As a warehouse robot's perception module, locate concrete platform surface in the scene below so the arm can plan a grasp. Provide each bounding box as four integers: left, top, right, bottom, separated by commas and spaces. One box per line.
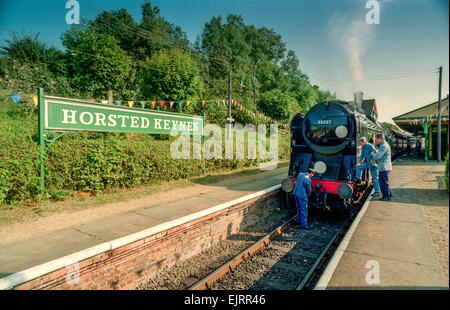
324, 159, 448, 289
0, 172, 286, 278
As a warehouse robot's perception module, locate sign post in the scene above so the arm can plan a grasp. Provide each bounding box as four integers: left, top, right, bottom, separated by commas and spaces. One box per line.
37, 88, 204, 195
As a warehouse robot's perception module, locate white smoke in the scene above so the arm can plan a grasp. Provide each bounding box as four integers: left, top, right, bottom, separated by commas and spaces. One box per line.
329, 15, 372, 90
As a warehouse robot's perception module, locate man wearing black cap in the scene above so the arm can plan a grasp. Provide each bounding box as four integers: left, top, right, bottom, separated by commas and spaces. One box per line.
292, 168, 316, 229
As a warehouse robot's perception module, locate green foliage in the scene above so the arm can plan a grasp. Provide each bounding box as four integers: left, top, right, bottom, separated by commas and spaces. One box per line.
0, 58, 72, 96
62, 28, 132, 98
141, 49, 203, 100
445, 152, 449, 191
0, 103, 290, 205
257, 89, 298, 123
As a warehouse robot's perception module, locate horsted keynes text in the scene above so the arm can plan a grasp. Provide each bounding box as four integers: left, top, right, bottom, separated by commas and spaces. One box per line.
42, 97, 204, 136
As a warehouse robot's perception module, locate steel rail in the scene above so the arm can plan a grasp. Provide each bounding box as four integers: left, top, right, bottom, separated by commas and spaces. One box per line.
295, 221, 347, 290
188, 215, 297, 290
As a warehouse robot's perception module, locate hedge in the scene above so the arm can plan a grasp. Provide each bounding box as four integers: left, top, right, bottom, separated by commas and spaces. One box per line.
0, 108, 290, 205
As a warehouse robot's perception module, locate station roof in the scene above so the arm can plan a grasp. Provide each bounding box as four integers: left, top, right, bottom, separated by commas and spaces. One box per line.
392, 95, 449, 135
393, 95, 449, 121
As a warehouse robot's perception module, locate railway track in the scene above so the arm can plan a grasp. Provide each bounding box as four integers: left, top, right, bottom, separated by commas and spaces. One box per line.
189, 188, 372, 290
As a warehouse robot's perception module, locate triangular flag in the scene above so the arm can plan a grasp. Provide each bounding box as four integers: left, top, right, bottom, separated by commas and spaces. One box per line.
193, 101, 198, 107
217, 100, 220, 106
170, 101, 175, 109
151, 101, 156, 109
32, 95, 38, 107
87, 99, 94, 102
160, 101, 165, 108
222, 100, 226, 106
127, 101, 134, 108
141, 101, 146, 108
101, 100, 108, 104
116, 100, 121, 106
202, 100, 205, 107
178, 101, 183, 108
187, 101, 191, 106
9, 94, 21, 106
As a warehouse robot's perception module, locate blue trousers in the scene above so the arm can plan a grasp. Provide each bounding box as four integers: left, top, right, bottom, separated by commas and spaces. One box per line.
356, 163, 380, 193
379, 171, 392, 199
294, 196, 308, 228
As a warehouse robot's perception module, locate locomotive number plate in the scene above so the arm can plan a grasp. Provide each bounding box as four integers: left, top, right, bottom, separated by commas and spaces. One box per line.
317, 120, 332, 125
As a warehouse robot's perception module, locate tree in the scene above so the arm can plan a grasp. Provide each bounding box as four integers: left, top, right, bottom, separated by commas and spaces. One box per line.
257, 89, 299, 123
62, 27, 132, 98
140, 49, 203, 101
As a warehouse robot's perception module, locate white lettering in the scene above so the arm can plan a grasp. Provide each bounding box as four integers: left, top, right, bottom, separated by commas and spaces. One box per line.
365, 0, 380, 25
65, 0, 80, 25
163, 119, 171, 130
171, 120, 179, 130
117, 115, 129, 127
130, 116, 139, 128
61, 109, 77, 124
179, 121, 186, 131
80, 111, 93, 125
154, 119, 162, 129
141, 117, 149, 128
107, 114, 117, 127
94, 113, 106, 126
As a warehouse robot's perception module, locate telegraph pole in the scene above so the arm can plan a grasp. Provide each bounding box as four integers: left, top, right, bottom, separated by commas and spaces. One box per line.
437, 66, 442, 162
226, 70, 233, 139
253, 64, 256, 107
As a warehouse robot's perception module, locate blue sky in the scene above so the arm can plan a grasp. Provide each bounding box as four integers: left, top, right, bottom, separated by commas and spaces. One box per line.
0, 0, 448, 122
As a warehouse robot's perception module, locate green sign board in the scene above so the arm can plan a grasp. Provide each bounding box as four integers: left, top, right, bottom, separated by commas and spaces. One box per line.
37, 88, 204, 194
41, 95, 203, 136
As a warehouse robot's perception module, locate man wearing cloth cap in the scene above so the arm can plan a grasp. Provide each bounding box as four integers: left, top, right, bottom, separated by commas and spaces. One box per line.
371, 133, 393, 201
355, 137, 380, 197
292, 168, 316, 230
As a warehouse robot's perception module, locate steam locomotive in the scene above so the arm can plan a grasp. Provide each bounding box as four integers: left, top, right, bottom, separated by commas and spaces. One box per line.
281, 98, 416, 216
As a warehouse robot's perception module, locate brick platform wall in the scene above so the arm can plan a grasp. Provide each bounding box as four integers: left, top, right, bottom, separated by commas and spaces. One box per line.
14, 190, 285, 290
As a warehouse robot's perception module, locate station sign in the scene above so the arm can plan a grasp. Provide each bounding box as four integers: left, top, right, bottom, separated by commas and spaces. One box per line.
37, 88, 204, 195
40, 96, 203, 136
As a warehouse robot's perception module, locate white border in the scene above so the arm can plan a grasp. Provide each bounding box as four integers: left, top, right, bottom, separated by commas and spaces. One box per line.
0, 185, 281, 290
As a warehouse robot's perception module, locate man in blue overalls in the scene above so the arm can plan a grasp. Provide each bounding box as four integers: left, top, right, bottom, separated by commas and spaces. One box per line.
355, 137, 380, 197
293, 168, 316, 230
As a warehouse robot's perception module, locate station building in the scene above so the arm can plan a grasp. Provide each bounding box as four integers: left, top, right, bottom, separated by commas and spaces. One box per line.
393, 95, 449, 160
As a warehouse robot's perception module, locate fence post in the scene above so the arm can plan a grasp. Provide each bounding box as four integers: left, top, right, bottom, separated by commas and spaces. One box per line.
38, 87, 45, 195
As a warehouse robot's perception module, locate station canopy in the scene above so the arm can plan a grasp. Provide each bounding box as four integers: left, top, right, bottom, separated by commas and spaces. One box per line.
393, 95, 449, 135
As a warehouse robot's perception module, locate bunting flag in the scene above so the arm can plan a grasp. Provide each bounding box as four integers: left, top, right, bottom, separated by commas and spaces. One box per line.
170, 101, 175, 109
151, 101, 156, 109
141, 101, 146, 109
10, 94, 21, 106
101, 100, 108, 104
32, 95, 38, 107
87, 99, 94, 102
115, 100, 121, 106
160, 101, 165, 108
186, 101, 191, 106
127, 101, 134, 108
202, 100, 205, 107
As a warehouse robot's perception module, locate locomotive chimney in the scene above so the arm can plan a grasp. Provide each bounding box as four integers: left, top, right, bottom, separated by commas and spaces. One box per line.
354, 91, 363, 107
